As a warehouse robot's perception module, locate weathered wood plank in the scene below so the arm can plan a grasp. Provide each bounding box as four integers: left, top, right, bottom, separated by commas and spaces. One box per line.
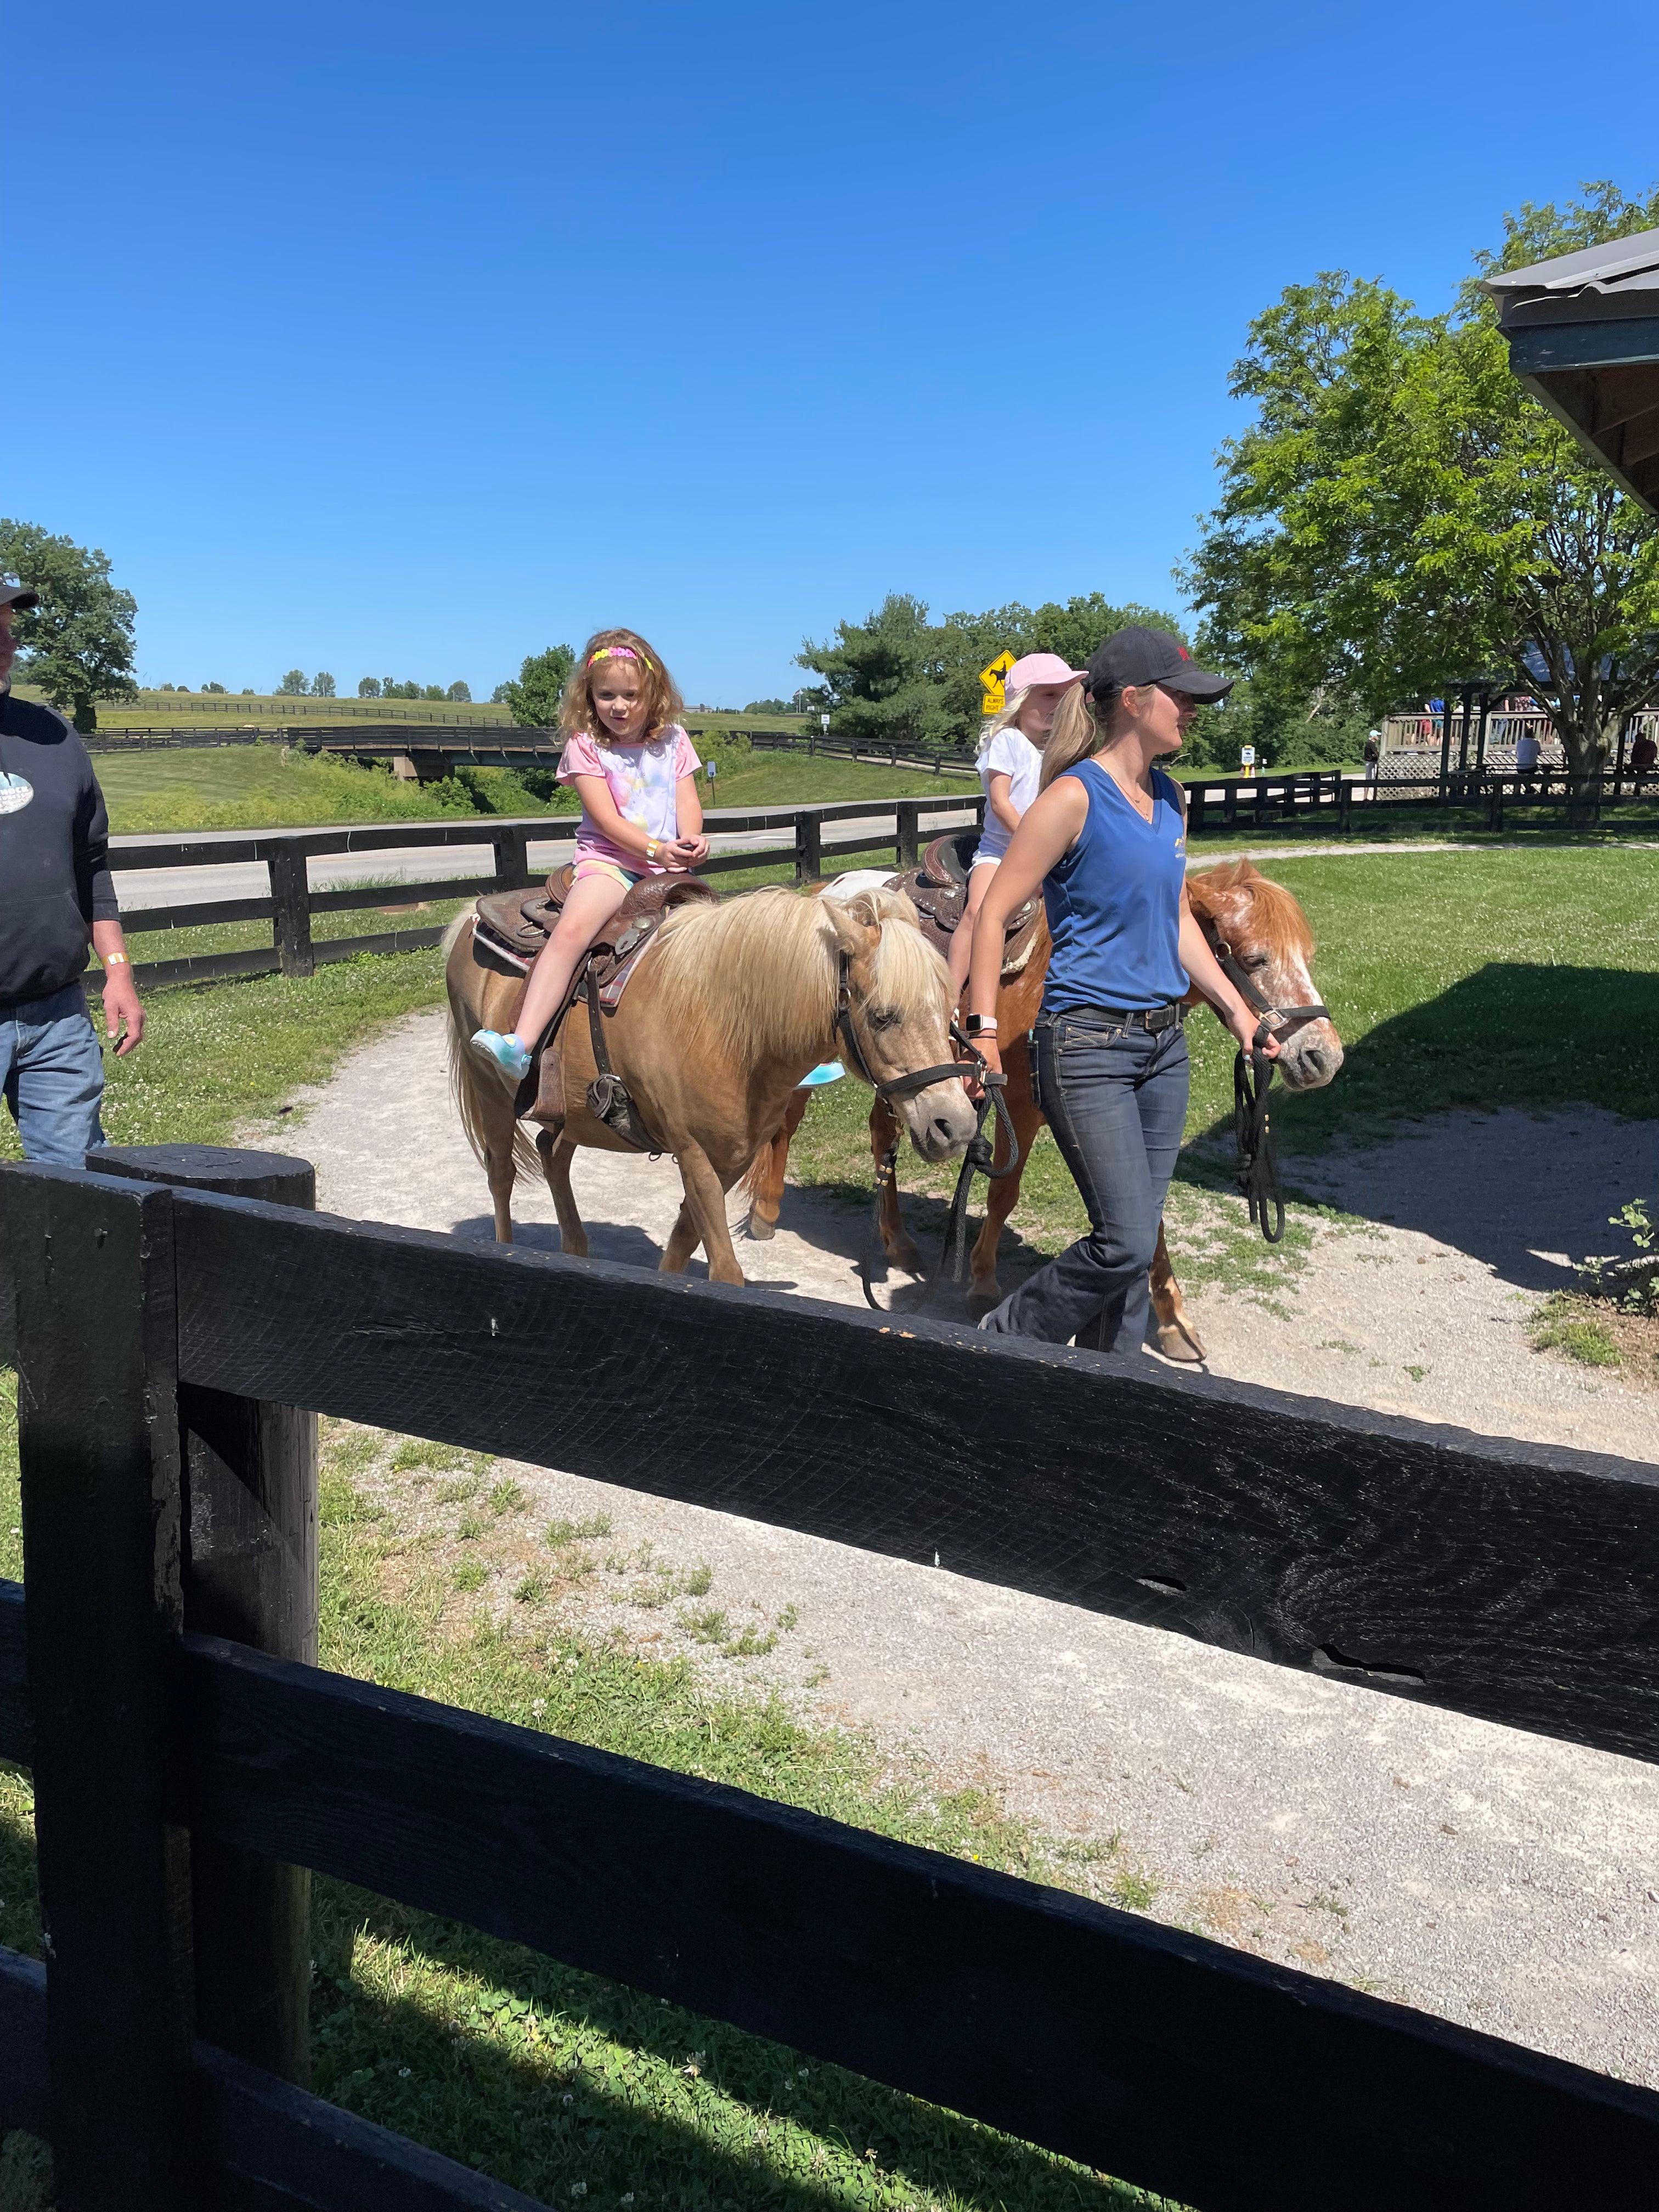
0, 1944, 47, 2137
7, 1170, 200, 2208
97, 1146, 320, 2089
161, 1186, 1659, 1763
198, 2039, 555, 2211
0, 1582, 32, 1768
178, 1633, 1659, 2212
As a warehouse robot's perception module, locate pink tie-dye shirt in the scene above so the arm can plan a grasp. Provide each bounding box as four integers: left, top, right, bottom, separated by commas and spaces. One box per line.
557, 725, 702, 872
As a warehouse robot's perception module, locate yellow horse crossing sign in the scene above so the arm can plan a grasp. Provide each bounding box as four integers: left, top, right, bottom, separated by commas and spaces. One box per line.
979, 650, 1017, 715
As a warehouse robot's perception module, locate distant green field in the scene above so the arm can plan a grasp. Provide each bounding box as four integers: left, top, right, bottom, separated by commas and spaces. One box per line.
96, 738, 977, 834
12, 685, 810, 738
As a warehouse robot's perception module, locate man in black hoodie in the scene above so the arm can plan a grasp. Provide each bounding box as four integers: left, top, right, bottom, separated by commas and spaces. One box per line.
0, 583, 144, 1165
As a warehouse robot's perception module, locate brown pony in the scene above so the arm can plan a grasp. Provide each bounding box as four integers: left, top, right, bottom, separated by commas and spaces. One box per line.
744, 859, 1342, 1356
445, 883, 978, 1285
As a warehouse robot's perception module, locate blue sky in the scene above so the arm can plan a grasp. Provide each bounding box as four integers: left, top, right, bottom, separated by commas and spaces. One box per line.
15, 1, 1659, 704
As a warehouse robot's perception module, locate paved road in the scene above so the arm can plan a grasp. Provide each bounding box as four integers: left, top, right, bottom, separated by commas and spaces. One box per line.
110, 804, 983, 917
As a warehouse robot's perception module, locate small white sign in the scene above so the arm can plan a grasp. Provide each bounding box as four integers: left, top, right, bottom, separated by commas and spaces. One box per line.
1239, 746, 1256, 765
821, 714, 831, 731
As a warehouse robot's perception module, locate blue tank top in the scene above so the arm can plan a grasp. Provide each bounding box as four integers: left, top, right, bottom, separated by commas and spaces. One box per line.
1041, 759, 1188, 1015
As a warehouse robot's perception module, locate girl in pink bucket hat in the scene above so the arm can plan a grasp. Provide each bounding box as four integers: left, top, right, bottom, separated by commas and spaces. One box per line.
947, 652, 1085, 997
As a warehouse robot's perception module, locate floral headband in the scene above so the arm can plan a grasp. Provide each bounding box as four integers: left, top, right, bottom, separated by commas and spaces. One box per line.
588, 645, 654, 672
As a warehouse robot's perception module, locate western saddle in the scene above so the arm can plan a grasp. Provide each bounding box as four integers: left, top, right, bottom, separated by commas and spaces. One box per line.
469, 864, 718, 1139
887, 832, 1045, 978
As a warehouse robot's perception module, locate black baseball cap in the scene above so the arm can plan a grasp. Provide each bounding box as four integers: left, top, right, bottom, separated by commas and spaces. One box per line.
0, 583, 40, 612
1085, 626, 1233, 703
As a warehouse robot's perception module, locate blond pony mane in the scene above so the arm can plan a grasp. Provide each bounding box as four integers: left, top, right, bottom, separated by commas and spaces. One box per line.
1188, 859, 1314, 960
647, 884, 948, 1068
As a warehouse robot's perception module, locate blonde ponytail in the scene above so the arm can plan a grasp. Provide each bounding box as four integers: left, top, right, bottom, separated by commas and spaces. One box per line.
976, 686, 1032, 768
1039, 685, 1115, 790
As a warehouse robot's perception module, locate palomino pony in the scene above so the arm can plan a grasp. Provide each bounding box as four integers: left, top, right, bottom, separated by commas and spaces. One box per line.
745, 859, 1342, 1356
445, 883, 977, 1286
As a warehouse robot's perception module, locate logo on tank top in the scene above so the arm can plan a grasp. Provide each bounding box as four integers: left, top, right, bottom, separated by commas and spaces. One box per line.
0, 773, 33, 816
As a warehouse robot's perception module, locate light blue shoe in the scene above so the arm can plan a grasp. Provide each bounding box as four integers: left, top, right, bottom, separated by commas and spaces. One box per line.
471, 1028, 532, 1081
797, 1061, 845, 1089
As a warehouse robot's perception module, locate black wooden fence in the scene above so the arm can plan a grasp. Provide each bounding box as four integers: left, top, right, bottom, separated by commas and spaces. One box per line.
107, 796, 984, 991
0, 1146, 1656, 2209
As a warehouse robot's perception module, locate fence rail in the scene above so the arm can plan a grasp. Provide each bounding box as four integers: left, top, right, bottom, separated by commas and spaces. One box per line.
1, 1154, 1656, 2210
105, 798, 984, 990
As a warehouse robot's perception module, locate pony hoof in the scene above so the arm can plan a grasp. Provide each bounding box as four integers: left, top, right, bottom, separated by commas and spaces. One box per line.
746, 1211, 777, 1242
966, 1286, 1001, 1321
884, 1243, 924, 1274
1155, 1321, 1206, 1363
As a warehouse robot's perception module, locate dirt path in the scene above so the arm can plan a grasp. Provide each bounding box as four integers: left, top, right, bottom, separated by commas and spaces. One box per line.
247, 1008, 1659, 2089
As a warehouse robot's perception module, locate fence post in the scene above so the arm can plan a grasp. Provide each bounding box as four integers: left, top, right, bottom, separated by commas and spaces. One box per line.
795, 810, 822, 883
269, 846, 314, 978
492, 823, 531, 891
89, 1144, 320, 2088
6, 1166, 201, 2209
1339, 780, 1353, 833
895, 800, 919, 869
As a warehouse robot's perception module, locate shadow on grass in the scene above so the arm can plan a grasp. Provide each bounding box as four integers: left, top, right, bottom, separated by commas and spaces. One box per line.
1177, 963, 1659, 1286
314, 1880, 1172, 2212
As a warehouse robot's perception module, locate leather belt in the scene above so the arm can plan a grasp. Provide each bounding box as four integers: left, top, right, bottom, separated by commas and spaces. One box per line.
1059, 1001, 1186, 1033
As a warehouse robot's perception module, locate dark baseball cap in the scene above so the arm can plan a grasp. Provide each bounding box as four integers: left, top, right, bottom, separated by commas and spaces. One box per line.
0, 583, 40, 612
1085, 626, 1234, 703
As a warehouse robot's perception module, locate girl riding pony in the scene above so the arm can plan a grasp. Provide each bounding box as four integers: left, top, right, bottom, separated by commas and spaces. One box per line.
471, 628, 709, 1081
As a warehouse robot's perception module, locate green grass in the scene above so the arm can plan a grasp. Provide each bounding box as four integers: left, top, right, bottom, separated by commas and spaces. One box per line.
0, 1397, 1178, 2211
1529, 1296, 1626, 1369
97, 739, 973, 834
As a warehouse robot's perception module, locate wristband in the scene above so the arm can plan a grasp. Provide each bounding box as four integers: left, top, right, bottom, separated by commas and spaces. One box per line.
645, 837, 660, 861
966, 1014, 997, 1036
101, 952, 131, 967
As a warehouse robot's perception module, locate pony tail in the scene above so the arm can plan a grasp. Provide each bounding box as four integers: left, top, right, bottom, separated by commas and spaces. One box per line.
1039, 685, 1109, 790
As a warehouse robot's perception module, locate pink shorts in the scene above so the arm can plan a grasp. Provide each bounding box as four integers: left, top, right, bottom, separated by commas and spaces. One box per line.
574, 857, 645, 890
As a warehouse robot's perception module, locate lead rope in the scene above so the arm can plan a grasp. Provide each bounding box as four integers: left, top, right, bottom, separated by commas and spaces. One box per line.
862, 1023, 1021, 1312
1233, 1021, 1285, 1244
1206, 934, 1329, 1249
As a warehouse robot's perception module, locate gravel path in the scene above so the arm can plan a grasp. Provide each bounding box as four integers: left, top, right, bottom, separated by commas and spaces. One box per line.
247, 1007, 1659, 2089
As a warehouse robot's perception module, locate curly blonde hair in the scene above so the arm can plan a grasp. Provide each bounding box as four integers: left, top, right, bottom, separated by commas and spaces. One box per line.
560, 627, 686, 742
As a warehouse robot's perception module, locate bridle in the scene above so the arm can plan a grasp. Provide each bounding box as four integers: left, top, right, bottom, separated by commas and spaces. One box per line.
1200, 915, 1331, 1247
833, 949, 1021, 1310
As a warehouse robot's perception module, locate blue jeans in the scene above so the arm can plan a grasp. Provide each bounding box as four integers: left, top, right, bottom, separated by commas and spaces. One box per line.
981, 1009, 1189, 1351
0, 984, 108, 1167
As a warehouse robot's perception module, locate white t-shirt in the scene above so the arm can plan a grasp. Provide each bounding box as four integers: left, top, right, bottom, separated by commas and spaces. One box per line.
974, 724, 1045, 864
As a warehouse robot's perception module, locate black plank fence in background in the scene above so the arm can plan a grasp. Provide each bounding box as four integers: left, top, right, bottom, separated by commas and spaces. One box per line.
0, 1147, 1656, 2209
104, 795, 985, 993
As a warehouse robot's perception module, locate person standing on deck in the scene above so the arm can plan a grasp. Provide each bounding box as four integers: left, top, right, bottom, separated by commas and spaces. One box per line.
0, 582, 144, 1164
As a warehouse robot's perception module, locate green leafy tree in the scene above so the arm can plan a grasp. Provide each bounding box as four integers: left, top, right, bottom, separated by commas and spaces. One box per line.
311, 671, 336, 698
420, 683, 444, 702
278, 669, 308, 695
1183, 179, 1659, 792
358, 676, 381, 697
447, 679, 472, 702
0, 520, 137, 732
500, 645, 577, 729
744, 697, 791, 714
799, 591, 1185, 748
204, 681, 226, 694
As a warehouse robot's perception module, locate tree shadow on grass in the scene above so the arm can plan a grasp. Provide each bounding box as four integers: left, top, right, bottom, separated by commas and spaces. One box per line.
314, 1880, 1173, 2212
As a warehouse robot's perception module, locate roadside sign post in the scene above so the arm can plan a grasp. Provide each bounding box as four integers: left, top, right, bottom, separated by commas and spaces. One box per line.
1240, 744, 1256, 780
979, 651, 1017, 717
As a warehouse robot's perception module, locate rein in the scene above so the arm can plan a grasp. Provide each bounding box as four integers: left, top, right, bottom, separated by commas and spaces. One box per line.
1203, 923, 1330, 1247
833, 953, 1021, 1311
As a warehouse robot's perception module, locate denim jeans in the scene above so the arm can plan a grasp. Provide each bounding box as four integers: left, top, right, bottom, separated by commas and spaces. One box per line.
980, 1009, 1189, 1351
0, 984, 108, 1166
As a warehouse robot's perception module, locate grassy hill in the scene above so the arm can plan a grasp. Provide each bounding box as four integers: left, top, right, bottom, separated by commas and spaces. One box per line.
96, 737, 977, 834
11, 685, 810, 738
